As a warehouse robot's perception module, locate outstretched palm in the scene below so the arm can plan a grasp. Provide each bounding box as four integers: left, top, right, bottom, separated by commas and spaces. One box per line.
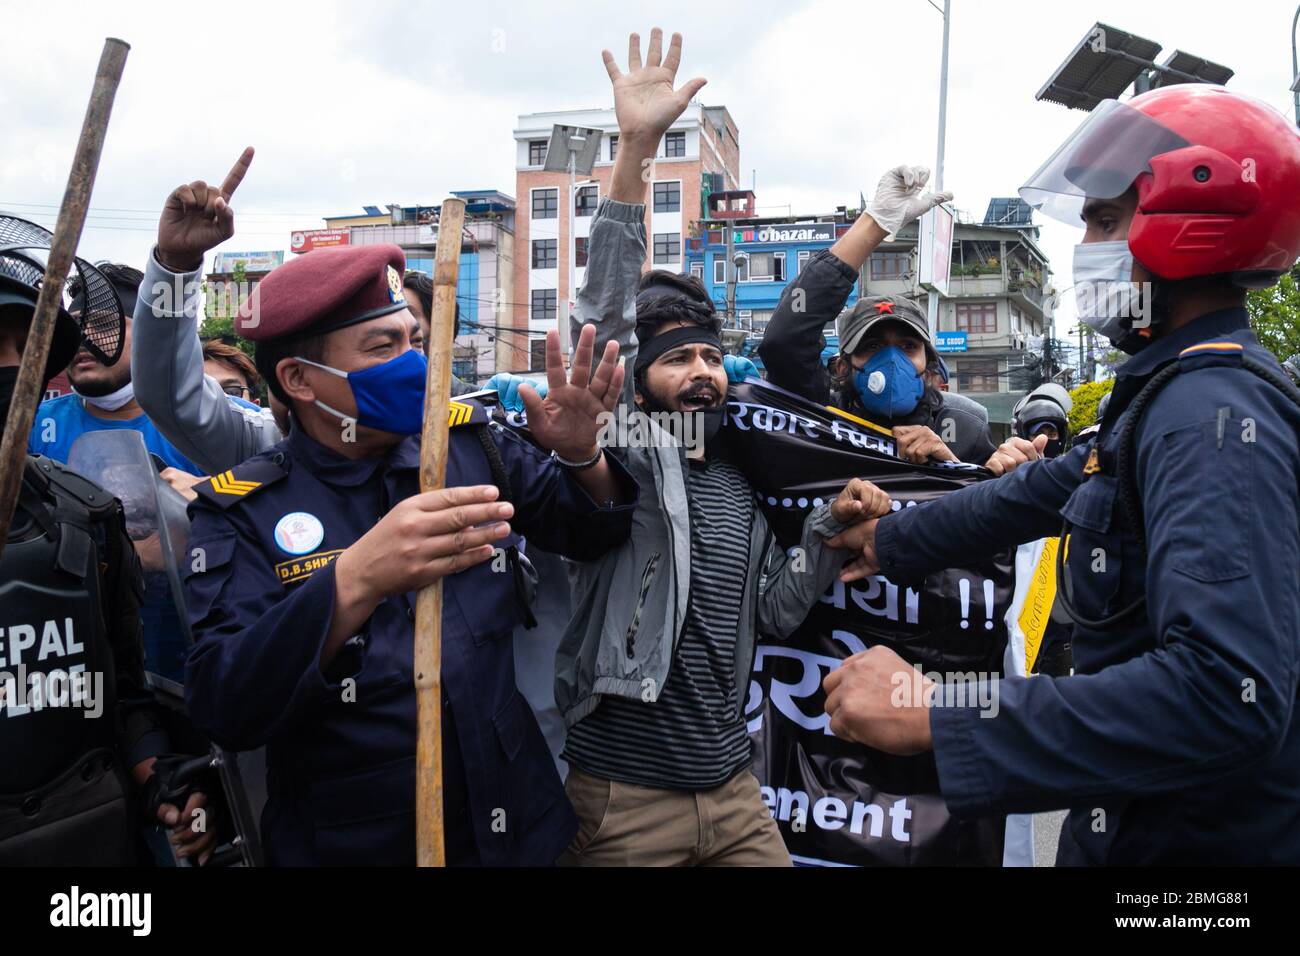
157, 147, 254, 271
520, 325, 624, 462
603, 30, 706, 146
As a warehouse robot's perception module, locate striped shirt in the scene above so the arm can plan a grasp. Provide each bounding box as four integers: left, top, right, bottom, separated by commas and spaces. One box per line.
564, 456, 756, 790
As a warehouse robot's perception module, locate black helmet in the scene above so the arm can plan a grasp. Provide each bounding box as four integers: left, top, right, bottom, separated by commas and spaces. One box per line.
0, 214, 124, 386
1013, 382, 1072, 445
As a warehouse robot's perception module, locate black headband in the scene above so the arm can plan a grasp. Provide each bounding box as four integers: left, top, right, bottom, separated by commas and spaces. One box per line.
634, 324, 723, 376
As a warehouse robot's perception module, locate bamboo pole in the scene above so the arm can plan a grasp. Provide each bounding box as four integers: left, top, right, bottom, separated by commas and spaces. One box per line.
414, 198, 466, 867
0, 38, 129, 557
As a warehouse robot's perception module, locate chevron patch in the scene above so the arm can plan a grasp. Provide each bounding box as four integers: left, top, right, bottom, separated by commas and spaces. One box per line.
448, 401, 474, 427
208, 470, 262, 497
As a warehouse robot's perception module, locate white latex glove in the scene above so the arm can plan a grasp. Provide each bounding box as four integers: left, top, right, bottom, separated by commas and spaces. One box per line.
865, 165, 953, 240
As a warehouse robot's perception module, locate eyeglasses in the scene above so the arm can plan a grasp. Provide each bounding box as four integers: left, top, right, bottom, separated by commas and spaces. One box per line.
220, 383, 252, 399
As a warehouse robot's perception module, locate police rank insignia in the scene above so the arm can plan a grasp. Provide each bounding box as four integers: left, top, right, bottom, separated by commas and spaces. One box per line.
387, 265, 403, 304
208, 470, 262, 497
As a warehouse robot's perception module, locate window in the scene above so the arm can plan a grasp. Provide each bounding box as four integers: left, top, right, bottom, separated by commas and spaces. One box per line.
664, 131, 686, 157
797, 250, 811, 274
530, 289, 557, 322
528, 140, 548, 166
531, 239, 557, 269
1009, 305, 1023, 333
713, 258, 726, 284
575, 237, 589, 269
608, 135, 619, 161
870, 251, 910, 279
690, 262, 704, 282
531, 188, 557, 219
744, 251, 785, 282
956, 301, 998, 334
653, 232, 680, 264
530, 338, 548, 373
736, 256, 749, 282
575, 185, 598, 217
957, 359, 1000, 391
653, 181, 681, 213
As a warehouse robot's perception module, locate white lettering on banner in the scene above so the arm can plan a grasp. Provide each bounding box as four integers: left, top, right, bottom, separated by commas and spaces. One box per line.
821, 576, 920, 625
745, 631, 866, 735
759, 787, 914, 842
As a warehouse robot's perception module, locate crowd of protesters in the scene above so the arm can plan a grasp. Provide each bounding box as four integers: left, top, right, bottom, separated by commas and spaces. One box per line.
2, 24, 1299, 869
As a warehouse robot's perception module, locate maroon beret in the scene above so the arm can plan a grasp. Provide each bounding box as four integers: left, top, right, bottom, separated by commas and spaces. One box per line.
237, 243, 407, 342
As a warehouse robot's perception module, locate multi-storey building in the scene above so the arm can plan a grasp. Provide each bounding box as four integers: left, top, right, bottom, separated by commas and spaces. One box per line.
510, 103, 740, 372
684, 194, 860, 333
686, 196, 1055, 431
291, 191, 515, 383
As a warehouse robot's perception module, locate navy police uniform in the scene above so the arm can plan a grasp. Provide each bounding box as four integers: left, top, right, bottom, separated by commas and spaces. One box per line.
180, 241, 636, 865
183, 399, 636, 865
875, 307, 1300, 864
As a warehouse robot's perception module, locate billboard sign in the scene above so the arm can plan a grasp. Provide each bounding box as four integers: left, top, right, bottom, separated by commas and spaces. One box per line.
917, 204, 955, 296
935, 330, 968, 353
290, 229, 350, 254
732, 222, 837, 245
213, 250, 284, 274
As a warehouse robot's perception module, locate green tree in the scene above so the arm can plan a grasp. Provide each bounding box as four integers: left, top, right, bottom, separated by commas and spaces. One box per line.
1068, 379, 1114, 434
199, 259, 255, 359
1246, 265, 1300, 364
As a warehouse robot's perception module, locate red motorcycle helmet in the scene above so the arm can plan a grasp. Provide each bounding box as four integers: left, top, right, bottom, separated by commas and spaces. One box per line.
1021, 85, 1300, 287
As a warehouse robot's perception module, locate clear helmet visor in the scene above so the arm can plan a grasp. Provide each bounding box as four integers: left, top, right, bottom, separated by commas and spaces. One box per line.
1019, 99, 1191, 225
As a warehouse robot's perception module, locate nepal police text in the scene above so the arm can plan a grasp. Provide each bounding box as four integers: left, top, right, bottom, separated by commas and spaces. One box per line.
0, 618, 103, 719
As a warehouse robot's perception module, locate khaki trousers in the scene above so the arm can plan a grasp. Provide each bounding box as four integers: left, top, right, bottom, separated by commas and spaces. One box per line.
558, 767, 792, 867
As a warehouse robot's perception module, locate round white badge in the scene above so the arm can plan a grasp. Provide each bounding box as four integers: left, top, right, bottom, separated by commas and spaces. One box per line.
274, 512, 325, 555
867, 370, 887, 394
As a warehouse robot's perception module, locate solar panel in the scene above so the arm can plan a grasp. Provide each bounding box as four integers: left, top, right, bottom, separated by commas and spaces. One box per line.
983, 198, 1033, 226
1150, 50, 1234, 88
1036, 22, 1162, 111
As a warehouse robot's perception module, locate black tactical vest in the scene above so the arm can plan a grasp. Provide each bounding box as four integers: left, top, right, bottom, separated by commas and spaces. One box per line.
0, 457, 131, 864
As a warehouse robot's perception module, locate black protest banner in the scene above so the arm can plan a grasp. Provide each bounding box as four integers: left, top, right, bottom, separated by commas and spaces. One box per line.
721, 380, 1014, 866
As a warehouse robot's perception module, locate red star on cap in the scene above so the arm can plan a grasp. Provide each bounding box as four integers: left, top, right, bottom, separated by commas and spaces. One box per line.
875, 301, 895, 314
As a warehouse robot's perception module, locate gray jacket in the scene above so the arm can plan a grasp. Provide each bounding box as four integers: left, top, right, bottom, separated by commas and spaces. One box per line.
554, 198, 852, 728
131, 251, 474, 476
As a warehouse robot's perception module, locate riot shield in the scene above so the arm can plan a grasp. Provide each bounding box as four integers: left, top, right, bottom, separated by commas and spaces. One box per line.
67, 430, 264, 866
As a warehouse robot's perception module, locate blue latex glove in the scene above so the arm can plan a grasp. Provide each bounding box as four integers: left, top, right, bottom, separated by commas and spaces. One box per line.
723, 354, 758, 384
486, 373, 546, 412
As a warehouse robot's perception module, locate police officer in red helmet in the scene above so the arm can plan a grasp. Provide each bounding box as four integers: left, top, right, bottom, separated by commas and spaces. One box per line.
818, 85, 1300, 865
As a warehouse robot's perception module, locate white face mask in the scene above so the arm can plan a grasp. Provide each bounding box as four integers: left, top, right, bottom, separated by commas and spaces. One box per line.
1071, 240, 1149, 345
74, 380, 135, 411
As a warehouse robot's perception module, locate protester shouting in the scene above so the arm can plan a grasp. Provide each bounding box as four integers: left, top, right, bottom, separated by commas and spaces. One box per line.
546, 29, 889, 866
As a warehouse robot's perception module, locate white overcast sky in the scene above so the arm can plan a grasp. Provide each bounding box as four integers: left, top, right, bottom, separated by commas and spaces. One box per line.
3, 0, 1298, 334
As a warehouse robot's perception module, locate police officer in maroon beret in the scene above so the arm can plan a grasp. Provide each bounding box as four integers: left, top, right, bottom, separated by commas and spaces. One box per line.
158, 165, 637, 865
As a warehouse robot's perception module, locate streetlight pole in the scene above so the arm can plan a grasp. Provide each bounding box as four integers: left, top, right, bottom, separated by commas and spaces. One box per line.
1291, 4, 1299, 127
927, 0, 952, 342
935, 0, 951, 192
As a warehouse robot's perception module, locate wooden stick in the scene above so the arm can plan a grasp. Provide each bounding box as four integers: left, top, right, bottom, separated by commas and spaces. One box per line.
0, 38, 129, 558
414, 197, 466, 867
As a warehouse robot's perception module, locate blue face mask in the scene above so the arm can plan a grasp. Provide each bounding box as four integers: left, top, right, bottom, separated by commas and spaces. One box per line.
852, 346, 925, 420
295, 348, 427, 435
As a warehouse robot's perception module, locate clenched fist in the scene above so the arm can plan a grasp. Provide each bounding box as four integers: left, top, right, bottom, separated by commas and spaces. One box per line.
829, 477, 892, 525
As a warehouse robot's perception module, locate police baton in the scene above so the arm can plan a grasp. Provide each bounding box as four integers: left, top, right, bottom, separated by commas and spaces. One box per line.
0, 38, 129, 557
414, 196, 467, 866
